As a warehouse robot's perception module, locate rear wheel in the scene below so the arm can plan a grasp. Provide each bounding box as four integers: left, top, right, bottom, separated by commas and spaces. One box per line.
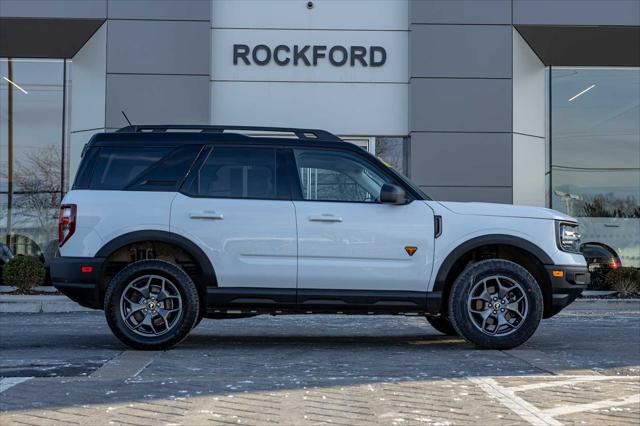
448, 259, 543, 350
104, 260, 199, 350
426, 315, 458, 336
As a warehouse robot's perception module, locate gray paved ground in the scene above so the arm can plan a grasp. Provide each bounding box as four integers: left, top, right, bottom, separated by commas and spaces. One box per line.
0, 304, 639, 425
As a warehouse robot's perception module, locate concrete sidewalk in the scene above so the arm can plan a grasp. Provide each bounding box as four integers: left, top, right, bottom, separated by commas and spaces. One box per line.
0, 294, 637, 314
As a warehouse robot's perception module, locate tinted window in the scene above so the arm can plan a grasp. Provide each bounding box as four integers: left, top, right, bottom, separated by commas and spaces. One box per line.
186, 147, 277, 199
89, 147, 171, 190
294, 149, 390, 202
126, 145, 202, 191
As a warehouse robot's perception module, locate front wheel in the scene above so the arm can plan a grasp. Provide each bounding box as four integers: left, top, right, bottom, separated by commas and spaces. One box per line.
104, 260, 200, 350
448, 259, 543, 350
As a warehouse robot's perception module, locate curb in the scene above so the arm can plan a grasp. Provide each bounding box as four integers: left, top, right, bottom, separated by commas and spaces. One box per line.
581, 290, 618, 297
0, 295, 94, 313
0, 285, 59, 294
569, 298, 640, 312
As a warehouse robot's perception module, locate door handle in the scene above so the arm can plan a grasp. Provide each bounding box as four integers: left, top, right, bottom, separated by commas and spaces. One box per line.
189, 210, 224, 220
309, 214, 343, 223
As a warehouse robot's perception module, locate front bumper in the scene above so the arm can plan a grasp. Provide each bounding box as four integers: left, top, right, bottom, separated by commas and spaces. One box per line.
50, 256, 104, 309
544, 264, 590, 318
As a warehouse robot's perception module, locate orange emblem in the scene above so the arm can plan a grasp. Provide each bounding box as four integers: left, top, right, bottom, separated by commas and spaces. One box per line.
405, 246, 418, 256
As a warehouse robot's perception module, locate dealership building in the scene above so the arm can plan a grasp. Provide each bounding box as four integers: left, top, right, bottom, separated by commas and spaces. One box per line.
0, 0, 639, 268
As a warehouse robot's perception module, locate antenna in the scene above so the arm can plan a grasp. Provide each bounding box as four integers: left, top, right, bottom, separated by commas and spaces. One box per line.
121, 110, 132, 126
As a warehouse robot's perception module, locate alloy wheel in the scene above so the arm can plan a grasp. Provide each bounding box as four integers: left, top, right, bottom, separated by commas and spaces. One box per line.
467, 275, 529, 336
120, 274, 183, 337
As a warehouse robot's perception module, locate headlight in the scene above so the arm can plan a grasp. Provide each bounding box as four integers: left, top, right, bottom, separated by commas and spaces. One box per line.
556, 221, 581, 253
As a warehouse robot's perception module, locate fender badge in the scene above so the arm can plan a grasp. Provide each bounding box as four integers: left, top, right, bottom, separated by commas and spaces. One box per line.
405, 246, 418, 256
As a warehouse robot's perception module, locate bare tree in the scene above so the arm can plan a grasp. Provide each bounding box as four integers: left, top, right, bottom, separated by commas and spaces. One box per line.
9, 145, 62, 249
580, 193, 639, 218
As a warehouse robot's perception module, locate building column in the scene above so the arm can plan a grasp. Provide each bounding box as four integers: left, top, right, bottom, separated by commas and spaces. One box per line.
512, 28, 546, 206
69, 23, 107, 181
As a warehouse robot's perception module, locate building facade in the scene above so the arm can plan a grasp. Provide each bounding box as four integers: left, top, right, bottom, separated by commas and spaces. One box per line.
1, 0, 639, 268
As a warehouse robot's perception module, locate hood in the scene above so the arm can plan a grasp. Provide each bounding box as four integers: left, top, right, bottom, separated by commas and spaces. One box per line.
437, 201, 576, 222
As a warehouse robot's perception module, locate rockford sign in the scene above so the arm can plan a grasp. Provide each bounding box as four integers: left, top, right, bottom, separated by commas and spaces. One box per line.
233, 44, 387, 67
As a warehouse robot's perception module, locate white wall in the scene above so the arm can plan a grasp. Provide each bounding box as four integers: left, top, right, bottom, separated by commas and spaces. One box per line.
69, 23, 107, 181
70, 23, 106, 133
211, 29, 407, 83
513, 134, 546, 207
512, 28, 546, 206
210, 0, 408, 31
513, 29, 545, 137
210, 0, 409, 136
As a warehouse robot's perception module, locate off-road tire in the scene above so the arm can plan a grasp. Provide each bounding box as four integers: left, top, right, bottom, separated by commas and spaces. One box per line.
104, 259, 200, 350
426, 315, 458, 336
448, 259, 543, 350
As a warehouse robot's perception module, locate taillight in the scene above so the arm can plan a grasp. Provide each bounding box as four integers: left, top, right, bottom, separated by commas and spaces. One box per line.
608, 260, 621, 269
59, 204, 77, 247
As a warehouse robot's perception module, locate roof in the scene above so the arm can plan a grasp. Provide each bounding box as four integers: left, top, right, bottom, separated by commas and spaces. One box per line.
115, 125, 342, 141
87, 125, 357, 151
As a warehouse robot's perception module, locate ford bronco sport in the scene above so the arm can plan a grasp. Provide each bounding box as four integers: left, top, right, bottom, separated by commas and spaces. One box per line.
51, 125, 589, 350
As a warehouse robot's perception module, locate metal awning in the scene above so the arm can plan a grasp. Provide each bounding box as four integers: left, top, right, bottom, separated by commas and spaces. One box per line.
0, 17, 104, 58
515, 25, 640, 66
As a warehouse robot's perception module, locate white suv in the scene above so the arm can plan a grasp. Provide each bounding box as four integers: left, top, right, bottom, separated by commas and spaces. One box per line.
51, 125, 589, 350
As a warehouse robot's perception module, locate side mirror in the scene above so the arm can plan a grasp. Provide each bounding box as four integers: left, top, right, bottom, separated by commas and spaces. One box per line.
379, 184, 407, 205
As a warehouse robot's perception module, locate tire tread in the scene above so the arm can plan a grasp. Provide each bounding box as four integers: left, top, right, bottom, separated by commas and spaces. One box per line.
104, 259, 200, 351
448, 259, 543, 350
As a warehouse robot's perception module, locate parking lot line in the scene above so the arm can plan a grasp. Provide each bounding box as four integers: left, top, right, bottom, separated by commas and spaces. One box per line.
88, 350, 159, 380
0, 377, 31, 394
543, 394, 640, 417
507, 375, 639, 393
468, 376, 563, 426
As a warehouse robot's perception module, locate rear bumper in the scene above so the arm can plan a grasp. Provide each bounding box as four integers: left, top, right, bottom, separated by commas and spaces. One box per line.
50, 256, 104, 309
544, 264, 590, 318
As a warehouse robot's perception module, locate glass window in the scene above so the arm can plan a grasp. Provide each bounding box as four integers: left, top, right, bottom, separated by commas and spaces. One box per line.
551, 67, 640, 267
89, 147, 170, 190
375, 137, 407, 175
341, 136, 409, 176
126, 145, 202, 191
0, 58, 67, 264
187, 147, 277, 199
294, 149, 390, 202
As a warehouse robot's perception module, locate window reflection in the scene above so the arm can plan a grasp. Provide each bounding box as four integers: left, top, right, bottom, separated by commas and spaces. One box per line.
376, 137, 407, 175
0, 58, 67, 267
551, 67, 640, 266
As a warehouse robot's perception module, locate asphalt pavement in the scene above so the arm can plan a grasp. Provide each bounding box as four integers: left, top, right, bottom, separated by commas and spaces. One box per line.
0, 302, 639, 425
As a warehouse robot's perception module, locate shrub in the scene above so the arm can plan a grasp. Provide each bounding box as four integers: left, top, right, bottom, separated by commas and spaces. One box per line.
1, 256, 45, 292
605, 267, 640, 296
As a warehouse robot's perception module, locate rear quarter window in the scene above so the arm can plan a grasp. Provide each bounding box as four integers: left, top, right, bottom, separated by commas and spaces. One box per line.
89, 147, 171, 190
126, 145, 202, 192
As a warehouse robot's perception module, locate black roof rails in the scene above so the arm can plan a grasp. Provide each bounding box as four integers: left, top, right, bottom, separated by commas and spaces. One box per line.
115, 125, 343, 142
